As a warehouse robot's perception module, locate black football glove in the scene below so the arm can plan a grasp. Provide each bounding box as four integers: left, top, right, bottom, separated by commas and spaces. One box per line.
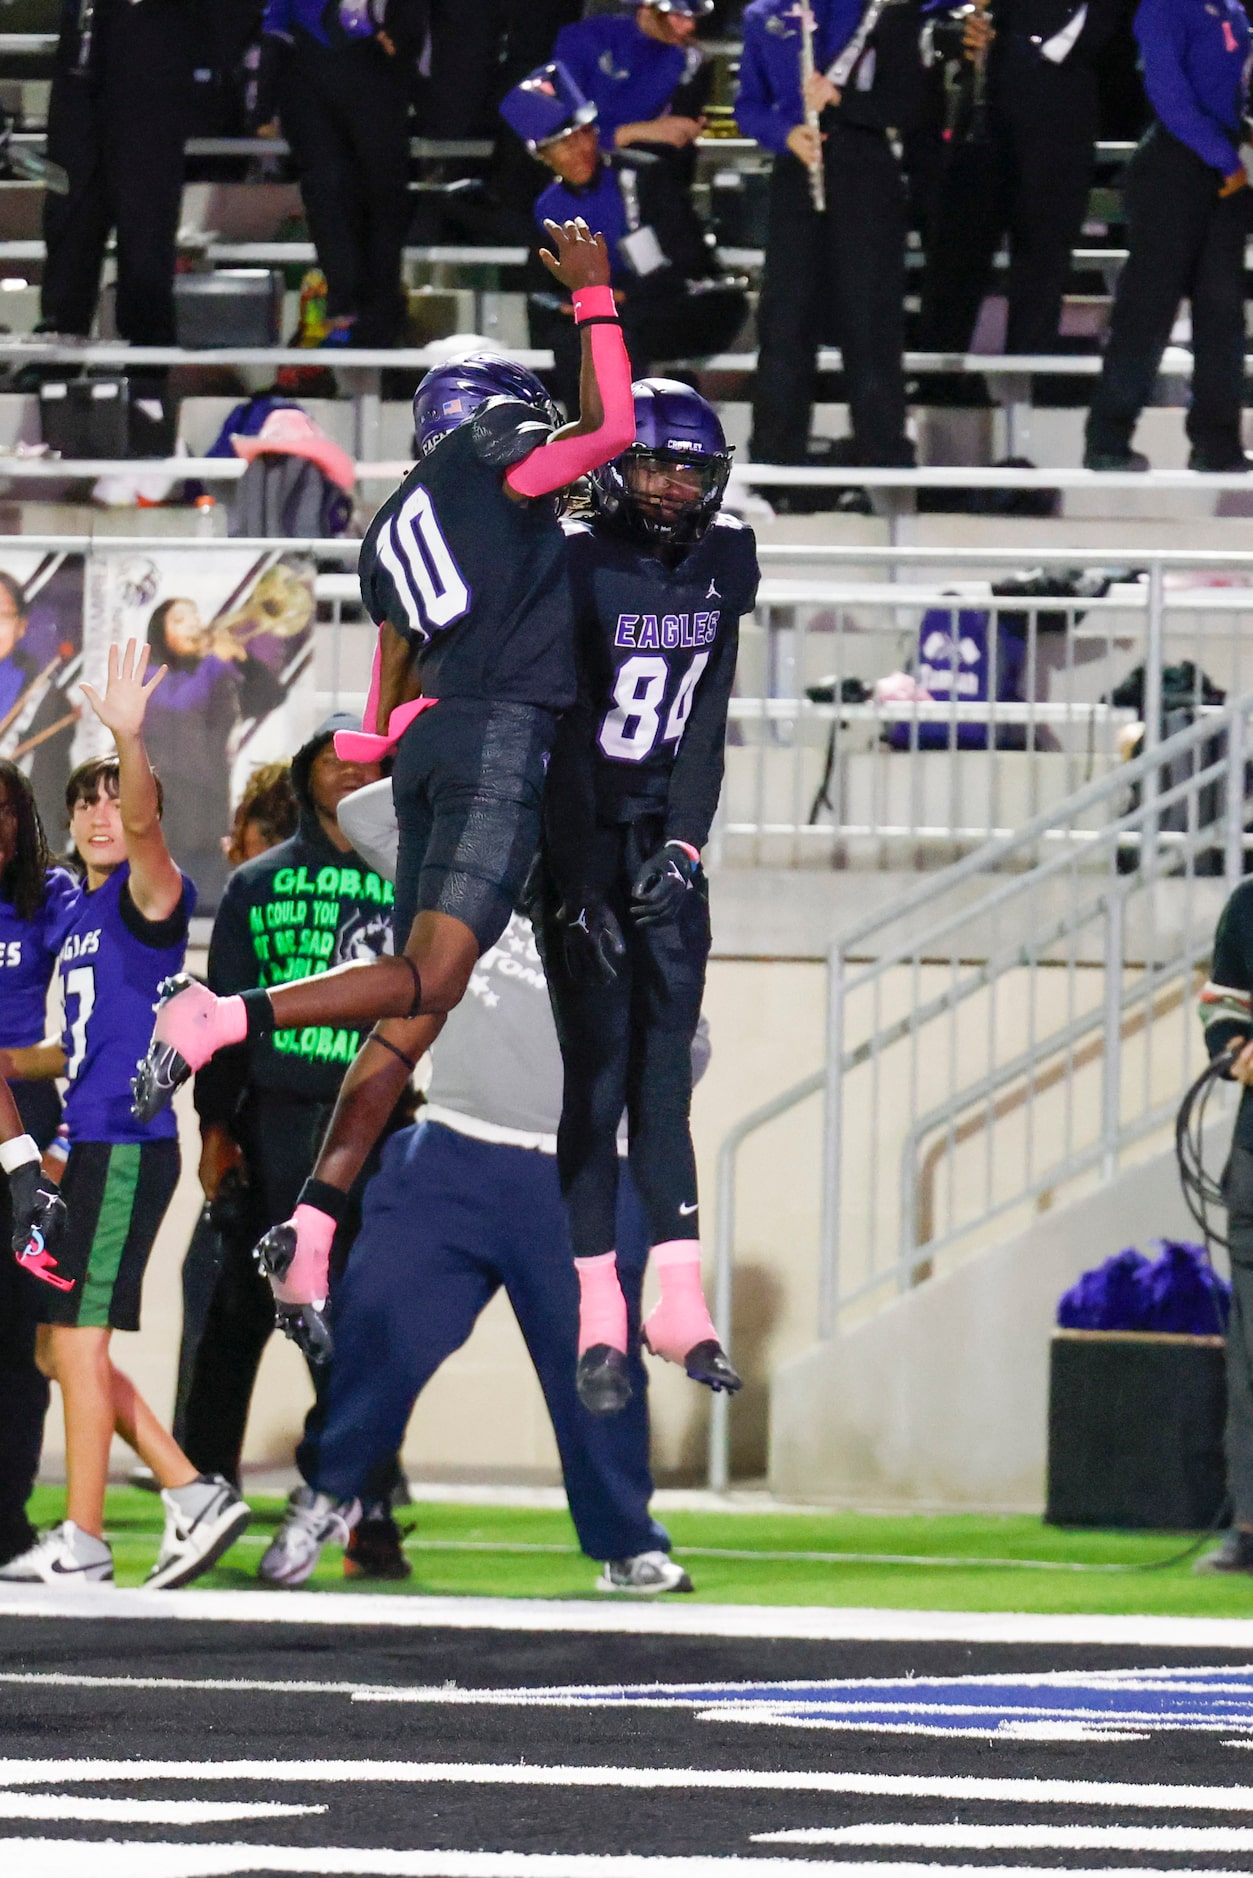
631, 842, 701, 927
557, 894, 626, 983
8, 1160, 68, 1261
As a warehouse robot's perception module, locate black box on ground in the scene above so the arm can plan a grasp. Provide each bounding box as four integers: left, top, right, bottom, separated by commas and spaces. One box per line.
174, 270, 282, 349
38, 375, 130, 457
1045, 1330, 1227, 1529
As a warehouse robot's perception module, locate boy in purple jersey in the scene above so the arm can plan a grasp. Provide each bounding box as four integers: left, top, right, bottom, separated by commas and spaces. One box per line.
0, 642, 249, 1591
0, 759, 73, 1565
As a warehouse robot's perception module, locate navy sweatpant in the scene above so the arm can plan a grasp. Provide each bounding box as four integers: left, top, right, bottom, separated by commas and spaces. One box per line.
299, 1120, 667, 1563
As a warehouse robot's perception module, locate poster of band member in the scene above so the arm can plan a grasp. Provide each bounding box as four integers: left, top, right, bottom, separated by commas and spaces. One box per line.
79, 550, 317, 911
0, 549, 85, 841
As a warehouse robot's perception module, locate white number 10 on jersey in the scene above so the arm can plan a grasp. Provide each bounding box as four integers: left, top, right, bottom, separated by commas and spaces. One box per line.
379, 486, 471, 639
598, 651, 710, 762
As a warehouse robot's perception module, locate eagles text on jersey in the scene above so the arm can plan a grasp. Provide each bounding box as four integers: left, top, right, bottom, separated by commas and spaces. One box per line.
564, 511, 758, 800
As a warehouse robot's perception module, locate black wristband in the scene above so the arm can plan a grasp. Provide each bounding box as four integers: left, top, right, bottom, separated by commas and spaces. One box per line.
298, 1177, 348, 1224
577, 314, 621, 327
240, 987, 275, 1040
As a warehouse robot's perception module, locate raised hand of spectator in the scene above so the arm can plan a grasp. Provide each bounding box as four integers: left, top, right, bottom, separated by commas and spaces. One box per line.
79, 638, 166, 741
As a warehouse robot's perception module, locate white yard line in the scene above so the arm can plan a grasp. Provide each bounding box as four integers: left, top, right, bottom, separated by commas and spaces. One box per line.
0, 1795, 322, 1823
756, 1823, 1253, 1849
1, 1583, 1252, 1646
0, 1759, 1251, 1811
0, 1849, 1245, 1878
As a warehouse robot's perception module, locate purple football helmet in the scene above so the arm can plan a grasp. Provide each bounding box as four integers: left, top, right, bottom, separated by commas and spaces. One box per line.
591, 378, 733, 548
412, 353, 560, 458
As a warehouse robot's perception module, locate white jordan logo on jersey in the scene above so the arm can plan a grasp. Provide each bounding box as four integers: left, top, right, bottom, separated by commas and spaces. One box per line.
706, 579, 721, 600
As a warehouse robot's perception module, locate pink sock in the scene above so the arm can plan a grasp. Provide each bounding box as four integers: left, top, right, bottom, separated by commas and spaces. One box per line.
643, 1240, 718, 1365
270, 1204, 335, 1308
574, 1252, 627, 1356
153, 982, 248, 1069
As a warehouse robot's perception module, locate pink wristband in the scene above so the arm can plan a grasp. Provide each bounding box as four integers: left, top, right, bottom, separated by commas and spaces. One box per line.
572, 284, 617, 323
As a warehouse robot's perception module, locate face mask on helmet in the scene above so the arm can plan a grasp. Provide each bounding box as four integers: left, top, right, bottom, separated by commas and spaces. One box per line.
593, 444, 731, 547
411, 354, 561, 459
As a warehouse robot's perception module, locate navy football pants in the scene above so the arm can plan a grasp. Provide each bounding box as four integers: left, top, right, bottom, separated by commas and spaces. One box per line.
299, 1120, 668, 1563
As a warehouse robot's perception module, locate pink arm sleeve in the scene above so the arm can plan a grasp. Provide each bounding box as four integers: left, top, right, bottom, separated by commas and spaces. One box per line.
505, 301, 636, 499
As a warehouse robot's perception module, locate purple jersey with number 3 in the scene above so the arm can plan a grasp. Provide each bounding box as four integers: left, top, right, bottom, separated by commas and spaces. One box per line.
57, 863, 194, 1144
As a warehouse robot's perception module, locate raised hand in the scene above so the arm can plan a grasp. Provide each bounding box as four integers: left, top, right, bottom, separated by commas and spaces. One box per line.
539, 218, 611, 293
79, 638, 166, 741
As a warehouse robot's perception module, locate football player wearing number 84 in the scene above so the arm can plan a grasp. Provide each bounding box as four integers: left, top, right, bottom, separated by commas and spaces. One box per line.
0, 641, 250, 1591
539, 379, 759, 1414
133, 218, 637, 1361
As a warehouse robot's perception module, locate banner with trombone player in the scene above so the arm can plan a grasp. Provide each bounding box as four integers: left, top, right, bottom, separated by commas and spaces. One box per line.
736, 0, 992, 507
79, 551, 316, 907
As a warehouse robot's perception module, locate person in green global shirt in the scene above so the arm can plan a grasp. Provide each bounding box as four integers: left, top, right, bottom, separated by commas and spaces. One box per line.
180, 716, 411, 1576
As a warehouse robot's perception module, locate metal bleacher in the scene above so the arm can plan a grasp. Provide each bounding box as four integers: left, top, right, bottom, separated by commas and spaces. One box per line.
0, 30, 1239, 501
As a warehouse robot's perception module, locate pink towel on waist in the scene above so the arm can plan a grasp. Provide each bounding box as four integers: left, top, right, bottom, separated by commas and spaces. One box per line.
333, 624, 438, 760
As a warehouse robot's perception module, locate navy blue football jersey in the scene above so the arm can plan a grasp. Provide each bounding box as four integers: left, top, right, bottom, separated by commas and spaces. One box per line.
358, 401, 576, 712
554, 511, 758, 854
0, 867, 77, 1050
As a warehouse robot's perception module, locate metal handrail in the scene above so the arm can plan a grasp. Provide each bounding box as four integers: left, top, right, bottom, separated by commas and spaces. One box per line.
706, 685, 1253, 1490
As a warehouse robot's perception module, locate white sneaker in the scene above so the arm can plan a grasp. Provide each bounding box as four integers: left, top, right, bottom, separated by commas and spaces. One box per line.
595, 1550, 693, 1596
145, 1475, 250, 1589
258, 1485, 360, 1589
0, 1520, 113, 1586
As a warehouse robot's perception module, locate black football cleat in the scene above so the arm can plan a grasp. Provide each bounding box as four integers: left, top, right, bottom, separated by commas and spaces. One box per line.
576, 1344, 632, 1416
681, 1340, 743, 1395
254, 1222, 334, 1363
131, 973, 199, 1123
344, 1507, 412, 1581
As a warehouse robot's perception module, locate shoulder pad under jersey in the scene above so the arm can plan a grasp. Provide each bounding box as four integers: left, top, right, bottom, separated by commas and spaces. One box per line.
470, 396, 555, 470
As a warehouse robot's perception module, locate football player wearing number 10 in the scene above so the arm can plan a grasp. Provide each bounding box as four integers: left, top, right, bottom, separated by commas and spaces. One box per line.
540, 380, 757, 1413
133, 217, 637, 1356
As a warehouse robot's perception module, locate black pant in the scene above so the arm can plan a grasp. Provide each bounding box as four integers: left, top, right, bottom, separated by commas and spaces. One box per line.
1086, 125, 1252, 463
42, 10, 193, 345
534, 283, 749, 416
1222, 1145, 1253, 1528
917, 44, 1098, 356
179, 1089, 400, 1503
751, 123, 911, 466
540, 819, 709, 1257
0, 1082, 60, 1562
278, 37, 411, 347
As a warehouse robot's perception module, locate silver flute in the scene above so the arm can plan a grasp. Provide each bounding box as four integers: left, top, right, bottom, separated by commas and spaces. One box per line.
798, 3, 826, 213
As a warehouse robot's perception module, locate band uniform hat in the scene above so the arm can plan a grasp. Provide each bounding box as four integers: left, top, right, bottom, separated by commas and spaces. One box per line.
499, 61, 599, 152
231, 407, 356, 494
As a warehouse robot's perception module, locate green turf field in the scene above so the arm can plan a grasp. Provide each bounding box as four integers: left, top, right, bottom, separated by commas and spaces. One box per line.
23, 1485, 1253, 1614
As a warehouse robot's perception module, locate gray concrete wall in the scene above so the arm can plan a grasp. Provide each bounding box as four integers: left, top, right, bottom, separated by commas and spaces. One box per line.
768, 1144, 1207, 1512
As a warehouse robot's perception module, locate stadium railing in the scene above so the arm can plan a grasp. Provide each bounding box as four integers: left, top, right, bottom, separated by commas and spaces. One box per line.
708, 689, 1250, 1487
8, 536, 1251, 862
